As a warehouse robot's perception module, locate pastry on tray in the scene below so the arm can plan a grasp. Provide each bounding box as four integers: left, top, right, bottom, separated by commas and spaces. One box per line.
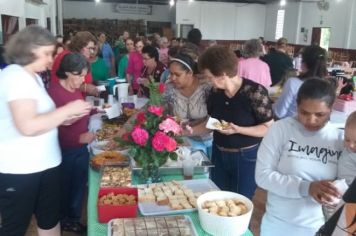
90, 151, 128, 170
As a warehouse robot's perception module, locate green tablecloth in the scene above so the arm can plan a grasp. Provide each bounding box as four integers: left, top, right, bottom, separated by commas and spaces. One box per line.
87, 168, 253, 236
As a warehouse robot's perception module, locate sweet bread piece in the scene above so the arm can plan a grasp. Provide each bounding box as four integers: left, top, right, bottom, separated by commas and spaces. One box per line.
181, 202, 193, 209
202, 198, 249, 217
156, 195, 169, 205
216, 200, 227, 208
139, 193, 156, 203
170, 200, 183, 210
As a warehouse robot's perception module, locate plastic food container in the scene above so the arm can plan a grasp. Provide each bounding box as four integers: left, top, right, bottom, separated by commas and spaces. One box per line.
97, 187, 138, 223
196, 191, 253, 236
100, 163, 132, 188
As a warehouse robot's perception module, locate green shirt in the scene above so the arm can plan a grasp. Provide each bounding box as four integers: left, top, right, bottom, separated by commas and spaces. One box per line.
91, 57, 109, 81
118, 54, 129, 79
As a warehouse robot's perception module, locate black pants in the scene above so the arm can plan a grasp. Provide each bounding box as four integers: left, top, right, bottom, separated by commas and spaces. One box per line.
0, 165, 61, 236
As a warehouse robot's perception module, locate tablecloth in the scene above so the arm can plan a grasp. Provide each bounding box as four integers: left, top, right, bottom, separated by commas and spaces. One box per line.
87, 168, 254, 236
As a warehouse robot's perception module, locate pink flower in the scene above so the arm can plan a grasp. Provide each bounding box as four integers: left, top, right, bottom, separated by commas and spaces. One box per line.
159, 83, 165, 94
166, 137, 177, 152
159, 118, 182, 135
131, 127, 149, 146
152, 131, 169, 152
148, 105, 164, 117
136, 112, 146, 124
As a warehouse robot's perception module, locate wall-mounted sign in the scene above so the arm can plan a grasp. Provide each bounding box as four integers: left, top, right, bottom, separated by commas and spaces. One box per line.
113, 3, 152, 15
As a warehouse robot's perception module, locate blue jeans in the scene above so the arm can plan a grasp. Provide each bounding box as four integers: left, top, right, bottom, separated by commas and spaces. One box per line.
60, 145, 89, 222
210, 143, 258, 200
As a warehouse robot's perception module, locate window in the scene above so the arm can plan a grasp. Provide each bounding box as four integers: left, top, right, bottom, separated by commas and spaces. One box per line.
275, 9, 285, 40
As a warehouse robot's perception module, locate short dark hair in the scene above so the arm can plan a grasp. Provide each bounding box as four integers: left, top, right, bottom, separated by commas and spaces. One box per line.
198, 45, 237, 77
5, 25, 56, 65
168, 46, 179, 58
56, 53, 89, 79
297, 77, 336, 108
142, 45, 159, 62
187, 28, 202, 46
68, 31, 97, 53
300, 45, 327, 79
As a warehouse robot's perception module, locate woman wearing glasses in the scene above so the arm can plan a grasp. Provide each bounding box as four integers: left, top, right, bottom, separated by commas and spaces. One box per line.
138, 45, 167, 97
51, 31, 99, 96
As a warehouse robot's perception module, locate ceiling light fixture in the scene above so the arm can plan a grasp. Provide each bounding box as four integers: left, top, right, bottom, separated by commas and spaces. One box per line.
189, 0, 194, 2
95, 0, 100, 3
169, 0, 175, 6
280, 0, 286, 6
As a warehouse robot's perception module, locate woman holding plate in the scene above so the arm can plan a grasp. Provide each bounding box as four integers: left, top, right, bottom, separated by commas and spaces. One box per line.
198, 45, 274, 199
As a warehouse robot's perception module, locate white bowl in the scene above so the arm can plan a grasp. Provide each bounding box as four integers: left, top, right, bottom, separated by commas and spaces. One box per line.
197, 191, 253, 236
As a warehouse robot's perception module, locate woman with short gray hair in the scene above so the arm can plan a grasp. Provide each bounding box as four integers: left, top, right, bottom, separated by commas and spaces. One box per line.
238, 38, 272, 87
0, 25, 92, 236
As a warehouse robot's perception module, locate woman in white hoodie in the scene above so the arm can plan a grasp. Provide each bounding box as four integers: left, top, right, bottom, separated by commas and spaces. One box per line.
256, 78, 344, 236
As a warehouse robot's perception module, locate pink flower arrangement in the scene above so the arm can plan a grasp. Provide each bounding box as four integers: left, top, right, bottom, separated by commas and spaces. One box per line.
116, 81, 183, 179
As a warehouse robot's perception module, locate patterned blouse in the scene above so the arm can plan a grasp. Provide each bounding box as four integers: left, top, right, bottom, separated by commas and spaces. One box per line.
208, 78, 273, 148
163, 81, 212, 123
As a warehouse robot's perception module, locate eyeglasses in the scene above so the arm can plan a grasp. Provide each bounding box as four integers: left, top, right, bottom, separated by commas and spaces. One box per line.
85, 46, 95, 51
69, 72, 86, 78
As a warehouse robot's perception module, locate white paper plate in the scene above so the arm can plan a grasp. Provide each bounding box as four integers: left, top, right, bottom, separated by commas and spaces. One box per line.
206, 117, 223, 130
137, 179, 220, 216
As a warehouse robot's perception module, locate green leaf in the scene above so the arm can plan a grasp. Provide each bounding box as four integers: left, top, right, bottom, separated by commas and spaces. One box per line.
169, 152, 178, 161
175, 136, 184, 144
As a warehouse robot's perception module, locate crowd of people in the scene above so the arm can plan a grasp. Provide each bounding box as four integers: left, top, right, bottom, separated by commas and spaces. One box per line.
0, 24, 355, 236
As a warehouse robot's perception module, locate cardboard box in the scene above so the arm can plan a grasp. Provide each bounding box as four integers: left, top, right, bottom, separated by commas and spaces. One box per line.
97, 187, 138, 223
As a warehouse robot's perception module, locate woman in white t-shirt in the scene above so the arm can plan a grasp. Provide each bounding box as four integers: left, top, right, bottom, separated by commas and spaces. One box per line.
0, 26, 92, 236
256, 78, 344, 236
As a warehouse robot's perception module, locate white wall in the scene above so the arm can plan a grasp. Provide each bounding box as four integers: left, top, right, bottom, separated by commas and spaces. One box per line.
348, 0, 356, 49
176, 1, 266, 40
297, 0, 352, 48
264, 1, 301, 43
63, 1, 172, 23
235, 3, 265, 40
0, 0, 57, 43
265, 0, 356, 49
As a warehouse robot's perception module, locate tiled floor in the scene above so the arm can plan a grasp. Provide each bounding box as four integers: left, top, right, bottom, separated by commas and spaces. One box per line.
25, 188, 267, 236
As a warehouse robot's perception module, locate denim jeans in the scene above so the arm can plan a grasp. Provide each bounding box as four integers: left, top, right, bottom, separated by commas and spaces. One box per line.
60, 145, 89, 222
210, 143, 258, 200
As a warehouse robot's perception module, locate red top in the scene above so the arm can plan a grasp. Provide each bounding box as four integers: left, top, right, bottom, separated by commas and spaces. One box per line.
51, 49, 93, 84
48, 82, 90, 148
